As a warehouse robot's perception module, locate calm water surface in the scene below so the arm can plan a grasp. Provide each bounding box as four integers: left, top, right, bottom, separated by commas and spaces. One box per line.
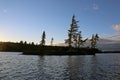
0, 52, 120, 80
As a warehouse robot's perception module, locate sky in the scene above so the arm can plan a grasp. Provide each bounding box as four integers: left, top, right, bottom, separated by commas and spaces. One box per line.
0, 0, 120, 44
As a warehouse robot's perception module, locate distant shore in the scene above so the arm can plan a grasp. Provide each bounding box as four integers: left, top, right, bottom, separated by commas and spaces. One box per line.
101, 51, 120, 53
2, 41, 118, 55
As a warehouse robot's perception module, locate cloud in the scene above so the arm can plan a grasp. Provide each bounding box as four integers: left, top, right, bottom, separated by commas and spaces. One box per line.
104, 32, 120, 41
53, 39, 120, 51
113, 24, 120, 31
93, 4, 99, 10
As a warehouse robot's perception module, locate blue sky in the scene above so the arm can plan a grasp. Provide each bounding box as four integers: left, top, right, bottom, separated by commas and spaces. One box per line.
0, 0, 120, 44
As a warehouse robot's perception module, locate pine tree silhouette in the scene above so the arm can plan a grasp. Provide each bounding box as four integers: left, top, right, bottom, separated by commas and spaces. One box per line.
40, 31, 46, 46
65, 15, 79, 47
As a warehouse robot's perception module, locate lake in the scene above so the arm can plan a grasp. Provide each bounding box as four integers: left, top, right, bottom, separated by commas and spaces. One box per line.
0, 52, 120, 80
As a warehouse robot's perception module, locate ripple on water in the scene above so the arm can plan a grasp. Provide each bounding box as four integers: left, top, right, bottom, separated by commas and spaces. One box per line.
0, 53, 120, 80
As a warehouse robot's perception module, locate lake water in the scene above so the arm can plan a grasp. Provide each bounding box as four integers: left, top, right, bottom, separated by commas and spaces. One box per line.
0, 52, 120, 80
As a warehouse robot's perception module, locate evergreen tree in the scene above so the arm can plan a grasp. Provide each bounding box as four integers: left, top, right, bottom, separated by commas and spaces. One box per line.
77, 31, 88, 47
95, 34, 99, 41
65, 15, 79, 47
94, 33, 99, 48
51, 37, 54, 46
24, 41, 27, 45
90, 34, 95, 48
31, 42, 34, 45
20, 40, 23, 44
77, 31, 82, 47
90, 34, 99, 48
40, 31, 46, 46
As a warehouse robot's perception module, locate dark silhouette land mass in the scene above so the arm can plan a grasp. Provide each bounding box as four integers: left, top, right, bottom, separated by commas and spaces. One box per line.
0, 15, 103, 55
0, 41, 101, 55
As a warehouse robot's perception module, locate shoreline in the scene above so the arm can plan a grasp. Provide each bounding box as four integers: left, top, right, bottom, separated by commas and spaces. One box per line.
22, 46, 100, 55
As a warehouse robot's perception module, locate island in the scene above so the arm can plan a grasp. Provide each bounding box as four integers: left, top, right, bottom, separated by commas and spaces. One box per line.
23, 46, 101, 55
0, 15, 101, 55
0, 41, 101, 55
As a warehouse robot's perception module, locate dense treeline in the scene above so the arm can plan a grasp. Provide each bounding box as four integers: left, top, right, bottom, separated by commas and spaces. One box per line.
0, 42, 38, 52
0, 41, 101, 55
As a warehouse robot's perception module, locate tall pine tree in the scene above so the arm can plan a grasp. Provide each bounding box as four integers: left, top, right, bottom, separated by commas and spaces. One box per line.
90, 34, 99, 48
51, 37, 54, 46
65, 15, 79, 47
40, 31, 46, 46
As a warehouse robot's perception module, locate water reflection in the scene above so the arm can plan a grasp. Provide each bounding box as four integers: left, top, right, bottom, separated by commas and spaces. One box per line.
36, 55, 120, 80
65, 56, 96, 80
0, 53, 120, 80
37, 56, 45, 79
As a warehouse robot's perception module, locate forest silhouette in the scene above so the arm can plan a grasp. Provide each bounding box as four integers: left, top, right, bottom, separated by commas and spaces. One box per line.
0, 15, 101, 55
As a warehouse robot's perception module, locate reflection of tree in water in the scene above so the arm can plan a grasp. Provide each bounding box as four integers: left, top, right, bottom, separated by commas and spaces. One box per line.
65, 56, 84, 80
37, 56, 57, 80
66, 56, 97, 80
82, 56, 97, 80
35, 55, 111, 80
37, 56, 68, 80
89, 56, 100, 79
36, 56, 47, 80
